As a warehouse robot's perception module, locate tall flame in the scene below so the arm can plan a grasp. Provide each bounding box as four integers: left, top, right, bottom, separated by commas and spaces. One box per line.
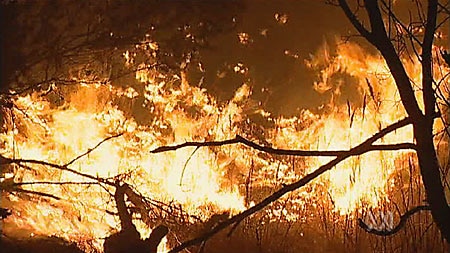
1, 39, 448, 251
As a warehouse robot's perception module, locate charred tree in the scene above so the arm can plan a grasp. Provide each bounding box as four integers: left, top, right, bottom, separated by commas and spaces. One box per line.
103, 183, 168, 253
336, 0, 450, 243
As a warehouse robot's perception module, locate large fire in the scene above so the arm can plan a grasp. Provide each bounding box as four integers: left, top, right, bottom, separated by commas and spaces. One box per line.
0, 39, 448, 252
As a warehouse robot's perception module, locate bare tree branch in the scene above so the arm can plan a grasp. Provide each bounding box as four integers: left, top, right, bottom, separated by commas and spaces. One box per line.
337, 0, 450, 242
1, 62, 155, 97
339, 1, 424, 121
364, 0, 389, 38
379, 0, 423, 47
65, 133, 123, 167
422, 0, 439, 119
438, 2, 450, 15
0, 156, 108, 184
0, 133, 173, 235
151, 136, 416, 156
167, 117, 412, 253
9, 188, 61, 200
0, 133, 124, 186
337, 0, 373, 39
12, 181, 100, 186
358, 205, 431, 236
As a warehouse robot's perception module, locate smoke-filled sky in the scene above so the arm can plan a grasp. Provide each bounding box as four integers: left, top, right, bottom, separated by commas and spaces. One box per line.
196, 0, 354, 115
190, 0, 449, 116
1, 0, 448, 117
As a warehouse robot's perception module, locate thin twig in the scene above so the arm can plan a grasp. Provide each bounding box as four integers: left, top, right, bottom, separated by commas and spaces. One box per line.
10, 188, 61, 200
1, 157, 108, 184
167, 117, 412, 253
0, 133, 124, 187
65, 133, 123, 167
379, 0, 423, 46
179, 146, 200, 187
13, 181, 100, 186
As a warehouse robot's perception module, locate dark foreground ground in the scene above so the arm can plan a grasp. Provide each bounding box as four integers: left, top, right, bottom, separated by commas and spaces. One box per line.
2, 235, 84, 253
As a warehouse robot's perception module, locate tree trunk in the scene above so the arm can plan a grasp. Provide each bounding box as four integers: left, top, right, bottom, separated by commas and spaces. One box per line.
414, 121, 450, 243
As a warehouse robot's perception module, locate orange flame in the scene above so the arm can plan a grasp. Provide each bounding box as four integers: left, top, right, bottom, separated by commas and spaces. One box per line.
1, 39, 448, 251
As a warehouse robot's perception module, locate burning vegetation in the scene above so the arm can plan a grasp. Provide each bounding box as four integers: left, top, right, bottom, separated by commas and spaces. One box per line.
1, 1, 449, 253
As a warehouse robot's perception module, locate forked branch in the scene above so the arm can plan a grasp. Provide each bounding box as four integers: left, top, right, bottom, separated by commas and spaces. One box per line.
336, 0, 373, 39
151, 136, 416, 156
65, 133, 123, 166
338, 0, 424, 121
0, 133, 124, 187
166, 117, 413, 253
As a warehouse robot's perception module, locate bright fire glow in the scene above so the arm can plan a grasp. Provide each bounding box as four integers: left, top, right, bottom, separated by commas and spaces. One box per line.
0, 40, 448, 252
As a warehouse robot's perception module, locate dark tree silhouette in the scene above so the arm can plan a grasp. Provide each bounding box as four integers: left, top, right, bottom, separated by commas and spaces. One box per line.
103, 183, 168, 253
149, 1, 450, 251
0, 0, 243, 94
0, 1, 449, 252
334, 0, 450, 243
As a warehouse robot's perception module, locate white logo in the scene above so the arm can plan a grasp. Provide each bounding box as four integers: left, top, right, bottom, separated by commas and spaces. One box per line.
364, 211, 394, 231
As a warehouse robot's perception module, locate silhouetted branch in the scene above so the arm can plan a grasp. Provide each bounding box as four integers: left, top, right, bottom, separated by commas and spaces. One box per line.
179, 147, 200, 186
358, 205, 432, 236
167, 117, 412, 253
65, 133, 123, 166
379, 0, 423, 46
151, 135, 416, 157
114, 183, 136, 233
121, 183, 153, 226
13, 181, 100, 186
0, 133, 124, 187
336, 0, 373, 39
422, 0, 439, 119
438, 2, 450, 15
10, 188, 61, 200
104, 182, 168, 253
1, 62, 154, 97
340, 0, 424, 121
151, 138, 241, 153
0, 156, 106, 184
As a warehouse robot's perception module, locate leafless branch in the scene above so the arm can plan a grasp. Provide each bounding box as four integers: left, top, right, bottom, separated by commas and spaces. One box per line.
179, 147, 200, 186
167, 117, 412, 253
438, 1, 450, 15
422, 0, 439, 119
337, 0, 373, 39
151, 135, 416, 157
0, 156, 107, 184
1, 62, 155, 97
358, 205, 431, 236
9, 188, 61, 200
65, 133, 123, 167
335, 1, 426, 122
379, 0, 423, 46
12, 181, 100, 186
0, 133, 124, 187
